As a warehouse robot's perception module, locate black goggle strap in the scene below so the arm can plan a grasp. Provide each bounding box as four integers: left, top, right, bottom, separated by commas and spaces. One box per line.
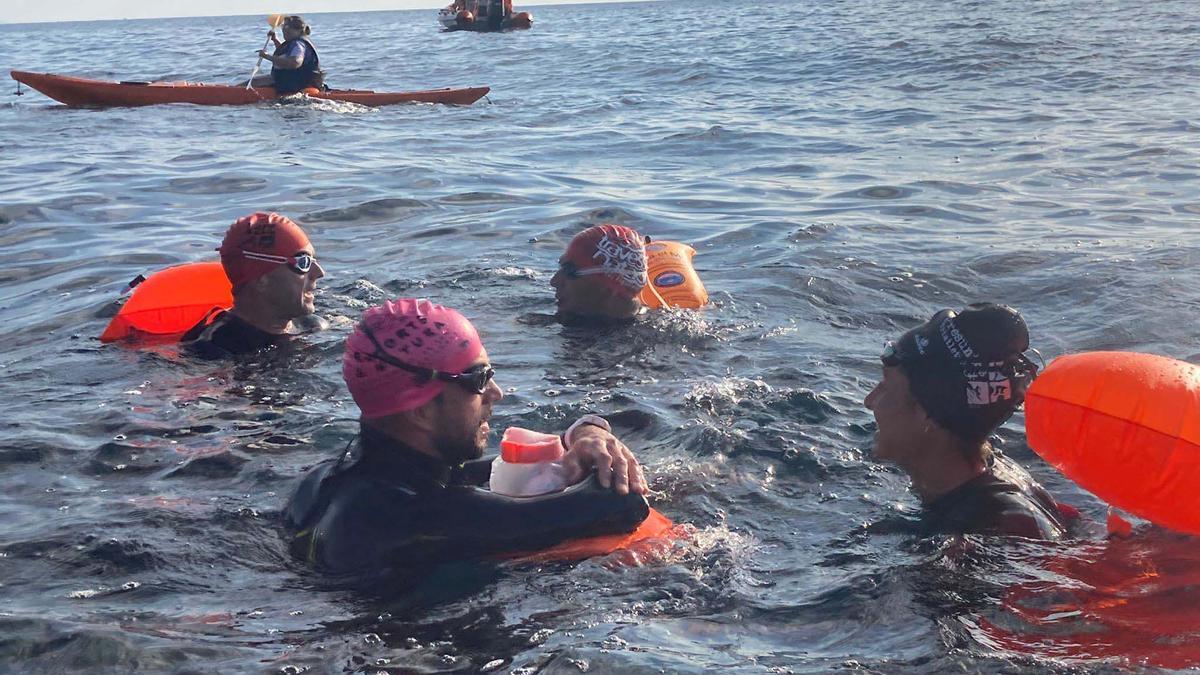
358, 322, 438, 382
358, 322, 492, 391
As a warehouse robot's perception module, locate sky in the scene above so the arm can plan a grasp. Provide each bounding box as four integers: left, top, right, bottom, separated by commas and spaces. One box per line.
0, 0, 588, 25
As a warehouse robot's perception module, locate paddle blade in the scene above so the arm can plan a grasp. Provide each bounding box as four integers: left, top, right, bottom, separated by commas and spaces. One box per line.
268, 13, 286, 27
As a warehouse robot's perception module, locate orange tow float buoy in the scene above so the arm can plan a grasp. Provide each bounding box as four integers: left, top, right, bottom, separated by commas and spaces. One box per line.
100, 262, 232, 343
638, 240, 708, 309
1024, 351, 1200, 535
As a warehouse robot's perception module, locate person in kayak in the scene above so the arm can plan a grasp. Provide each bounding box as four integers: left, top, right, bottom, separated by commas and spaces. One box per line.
283, 298, 650, 576
244, 15, 323, 93
182, 212, 325, 357
551, 224, 649, 323
864, 303, 1071, 539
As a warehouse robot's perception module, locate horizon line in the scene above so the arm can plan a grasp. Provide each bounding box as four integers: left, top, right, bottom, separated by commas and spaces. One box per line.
0, 0, 659, 26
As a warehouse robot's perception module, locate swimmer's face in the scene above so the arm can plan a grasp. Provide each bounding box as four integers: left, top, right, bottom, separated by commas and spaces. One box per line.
432, 348, 504, 464
551, 258, 640, 320
864, 365, 929, 464
259, 246, 325, 319
551, 258, 587, 314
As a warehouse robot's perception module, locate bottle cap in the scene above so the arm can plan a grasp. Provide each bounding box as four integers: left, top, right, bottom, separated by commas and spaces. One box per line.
500, 427, 565, 463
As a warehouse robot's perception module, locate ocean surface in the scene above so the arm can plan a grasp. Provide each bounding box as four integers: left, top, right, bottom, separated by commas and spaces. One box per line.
2, 0, 1199, 672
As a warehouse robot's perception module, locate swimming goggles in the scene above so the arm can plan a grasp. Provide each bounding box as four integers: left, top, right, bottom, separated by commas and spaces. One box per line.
359, 323, 495, 394
880, 340, 906, 367
559, 261, 600, 279
242, 250, 315, 275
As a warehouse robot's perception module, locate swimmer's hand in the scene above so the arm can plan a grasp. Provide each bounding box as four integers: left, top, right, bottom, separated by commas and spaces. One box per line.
562, 425, 647, 496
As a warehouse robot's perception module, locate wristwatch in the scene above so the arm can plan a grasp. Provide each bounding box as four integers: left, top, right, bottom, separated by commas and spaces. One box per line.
565, 414, 612, 449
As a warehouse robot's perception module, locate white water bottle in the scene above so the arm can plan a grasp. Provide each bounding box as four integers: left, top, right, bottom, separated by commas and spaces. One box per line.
489, 427, 569, 497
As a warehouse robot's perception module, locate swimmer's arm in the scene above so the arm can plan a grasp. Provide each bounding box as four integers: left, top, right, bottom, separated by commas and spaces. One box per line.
427, 477, 650, 556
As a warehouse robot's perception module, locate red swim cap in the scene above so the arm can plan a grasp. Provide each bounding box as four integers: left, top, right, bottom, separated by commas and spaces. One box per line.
343, 298, 484, 418
217, 212, 312, 290
563, 224, 648, 300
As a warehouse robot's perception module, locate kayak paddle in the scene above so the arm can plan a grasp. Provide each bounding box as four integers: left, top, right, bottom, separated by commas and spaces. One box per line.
246, 13, 286, 89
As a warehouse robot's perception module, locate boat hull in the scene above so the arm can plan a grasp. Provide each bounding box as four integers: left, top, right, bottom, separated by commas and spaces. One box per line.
11, 70, 489, 107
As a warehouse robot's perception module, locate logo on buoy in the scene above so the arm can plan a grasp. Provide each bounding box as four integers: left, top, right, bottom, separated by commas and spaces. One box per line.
654, 271, 685, 287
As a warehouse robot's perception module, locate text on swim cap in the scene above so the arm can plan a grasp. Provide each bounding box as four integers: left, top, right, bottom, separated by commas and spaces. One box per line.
939, 316, 978, 361
592, 234, 648, 290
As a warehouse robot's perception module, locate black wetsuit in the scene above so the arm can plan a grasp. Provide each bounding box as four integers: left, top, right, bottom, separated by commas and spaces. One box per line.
181, 309, 283, 358
283, 426, 650, 575
921, 456, 1068, 539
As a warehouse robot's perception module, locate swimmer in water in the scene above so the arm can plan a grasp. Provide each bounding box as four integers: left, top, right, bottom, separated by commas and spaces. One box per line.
181, 212, 325, 357
551, 224, 649, 322
283, 298, 650, 575
864, 303, 1070, 539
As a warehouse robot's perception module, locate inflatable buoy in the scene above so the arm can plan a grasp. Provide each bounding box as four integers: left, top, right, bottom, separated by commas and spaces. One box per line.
1025, 351, 1200, 535
510, 11, 532, 28
456, 9, 474, 24
638, 240, 708, 309
500, 507, 677, 563
100, 262, 232, 343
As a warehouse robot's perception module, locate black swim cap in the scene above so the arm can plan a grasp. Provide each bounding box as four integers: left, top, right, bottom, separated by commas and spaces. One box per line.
882, 303, 1038, 444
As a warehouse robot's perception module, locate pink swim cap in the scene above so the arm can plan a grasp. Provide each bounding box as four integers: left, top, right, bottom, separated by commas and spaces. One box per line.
343, 298, 484, 418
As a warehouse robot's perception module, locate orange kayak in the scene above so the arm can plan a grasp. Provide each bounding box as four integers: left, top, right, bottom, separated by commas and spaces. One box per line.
11, 70, 489, 107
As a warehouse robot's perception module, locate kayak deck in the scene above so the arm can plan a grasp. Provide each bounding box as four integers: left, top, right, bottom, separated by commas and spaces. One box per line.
11, 70, 489, 107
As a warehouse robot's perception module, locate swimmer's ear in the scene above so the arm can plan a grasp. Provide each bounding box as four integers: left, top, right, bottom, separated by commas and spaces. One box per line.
233, 273, 267, 298
400, 397, 440, 435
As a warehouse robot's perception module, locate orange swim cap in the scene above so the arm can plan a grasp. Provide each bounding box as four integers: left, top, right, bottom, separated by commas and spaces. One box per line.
217, 212, 312, 290
563, 224, 648, 300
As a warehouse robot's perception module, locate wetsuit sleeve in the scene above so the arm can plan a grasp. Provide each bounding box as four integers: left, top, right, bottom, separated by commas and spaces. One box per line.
408, 476, 649, 560
290, 474, 648, 574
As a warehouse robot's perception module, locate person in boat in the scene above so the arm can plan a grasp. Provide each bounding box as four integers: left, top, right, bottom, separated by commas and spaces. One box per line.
551, 224, 649, 323
283, 298, 649, 576
243, 15, 324, 93
452, 0, 514, 29
182, 212, 325, 358
485, 0, 510, 29
864, 303, 1071, 539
